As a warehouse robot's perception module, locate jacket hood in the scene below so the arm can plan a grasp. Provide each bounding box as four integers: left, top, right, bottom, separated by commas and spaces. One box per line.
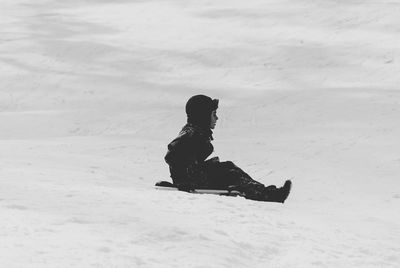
185, 95, 219, 130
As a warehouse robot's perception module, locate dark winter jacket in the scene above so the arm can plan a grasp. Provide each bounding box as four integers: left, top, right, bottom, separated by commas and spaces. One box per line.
164, 123, 214, 188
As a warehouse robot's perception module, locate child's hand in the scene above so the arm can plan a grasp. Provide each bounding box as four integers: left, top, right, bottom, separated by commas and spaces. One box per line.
209, 156, 220, 163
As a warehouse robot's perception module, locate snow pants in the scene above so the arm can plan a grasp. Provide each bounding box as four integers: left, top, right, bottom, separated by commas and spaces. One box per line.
204, 159, 277, 201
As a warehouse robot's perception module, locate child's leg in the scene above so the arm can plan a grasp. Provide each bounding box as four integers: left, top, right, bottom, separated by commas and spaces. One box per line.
216, 161, 291, 203
206, 161, 266, 196
205, 160, 291, 202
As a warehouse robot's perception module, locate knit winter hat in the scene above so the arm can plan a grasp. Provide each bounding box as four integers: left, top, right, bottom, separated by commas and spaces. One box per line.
185, 95, 219, 129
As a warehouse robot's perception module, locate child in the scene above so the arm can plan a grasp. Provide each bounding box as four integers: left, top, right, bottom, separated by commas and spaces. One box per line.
165, 95, 291, 203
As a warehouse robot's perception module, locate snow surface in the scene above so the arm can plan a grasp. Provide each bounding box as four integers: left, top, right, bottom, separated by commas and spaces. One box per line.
1, 0, 399, 267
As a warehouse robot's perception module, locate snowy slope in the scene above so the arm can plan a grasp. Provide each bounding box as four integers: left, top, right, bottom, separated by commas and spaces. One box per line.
0, 0, 399, 267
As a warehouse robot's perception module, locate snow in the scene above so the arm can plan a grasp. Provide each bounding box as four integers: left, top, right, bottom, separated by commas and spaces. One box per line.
0, 0, 399, 267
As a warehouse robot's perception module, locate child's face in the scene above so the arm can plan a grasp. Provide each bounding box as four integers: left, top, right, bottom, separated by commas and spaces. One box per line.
210, 110, 218, 129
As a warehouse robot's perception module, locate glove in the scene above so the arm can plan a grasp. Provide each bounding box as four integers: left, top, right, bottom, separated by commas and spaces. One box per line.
208, 156, 220, 163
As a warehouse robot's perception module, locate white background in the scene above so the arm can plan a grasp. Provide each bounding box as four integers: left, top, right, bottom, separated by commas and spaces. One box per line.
0, 0, 399, 267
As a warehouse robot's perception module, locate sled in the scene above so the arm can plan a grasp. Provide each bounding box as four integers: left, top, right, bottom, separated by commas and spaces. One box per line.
154, 181, 242, 196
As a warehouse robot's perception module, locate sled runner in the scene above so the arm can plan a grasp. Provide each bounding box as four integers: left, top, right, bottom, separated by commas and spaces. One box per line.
154, 181, 242, 196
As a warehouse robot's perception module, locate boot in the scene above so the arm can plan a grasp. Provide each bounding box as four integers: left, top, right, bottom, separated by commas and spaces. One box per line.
263, 180, 292, 203
275, 180, 292, 203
